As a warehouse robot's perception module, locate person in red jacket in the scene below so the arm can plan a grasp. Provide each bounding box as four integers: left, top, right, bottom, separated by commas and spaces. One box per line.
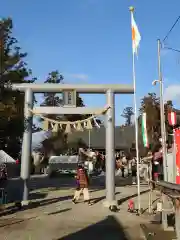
72, 164, 92, 205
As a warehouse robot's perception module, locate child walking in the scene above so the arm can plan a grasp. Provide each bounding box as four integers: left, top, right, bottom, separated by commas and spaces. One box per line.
72, 163, 92, 205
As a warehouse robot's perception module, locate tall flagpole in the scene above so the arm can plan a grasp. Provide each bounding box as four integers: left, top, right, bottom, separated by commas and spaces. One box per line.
88, 130, 91, 149
129, 6, 141, 213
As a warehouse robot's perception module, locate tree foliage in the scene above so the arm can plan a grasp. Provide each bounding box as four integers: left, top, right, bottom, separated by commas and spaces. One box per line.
40, 71, 64, 121
40, 70, 85, 122
139, 93, 160, 150
138, 93, 180, 155
39, 71, 89, 154
2, 18, 180, 159
0, 18, 36, 157
121, 107, 134, 126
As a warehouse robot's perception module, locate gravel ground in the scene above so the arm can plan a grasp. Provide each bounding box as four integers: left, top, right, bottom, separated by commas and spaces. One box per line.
0, 175, 157, 240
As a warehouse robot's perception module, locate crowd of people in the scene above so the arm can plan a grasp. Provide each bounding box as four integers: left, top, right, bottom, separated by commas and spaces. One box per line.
78, 148, 139, 181
0, 145, 165, 206
71, 147, 166, 206
71, 149, 140, 206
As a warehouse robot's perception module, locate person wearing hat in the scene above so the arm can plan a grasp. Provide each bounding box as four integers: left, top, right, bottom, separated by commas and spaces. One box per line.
72, 163, 92, 205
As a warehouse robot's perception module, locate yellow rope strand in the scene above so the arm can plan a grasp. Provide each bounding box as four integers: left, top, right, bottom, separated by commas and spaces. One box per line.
28, 105, 110, 125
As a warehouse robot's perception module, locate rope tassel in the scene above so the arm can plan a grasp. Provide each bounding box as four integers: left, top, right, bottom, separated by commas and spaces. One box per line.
28, 105, 108, 132
76, 122, 83, 131
43, 119, 49, 131
52, 123, 59, 133
86, 119, 93, 130
65, 123, 71, 134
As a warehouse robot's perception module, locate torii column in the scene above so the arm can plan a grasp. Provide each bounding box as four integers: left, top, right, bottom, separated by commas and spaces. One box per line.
21, 88, 33, 204
11, 83, 134, 205
104, 89, 116, 207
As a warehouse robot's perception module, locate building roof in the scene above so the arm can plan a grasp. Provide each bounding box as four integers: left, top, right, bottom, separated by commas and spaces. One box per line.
67, 125, 135, 150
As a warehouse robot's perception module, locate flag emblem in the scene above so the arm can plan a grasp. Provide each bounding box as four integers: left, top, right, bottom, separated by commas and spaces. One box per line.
131, 11, 141, 56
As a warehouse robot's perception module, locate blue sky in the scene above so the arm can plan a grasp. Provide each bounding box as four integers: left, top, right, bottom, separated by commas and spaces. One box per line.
2, 0, 180, 125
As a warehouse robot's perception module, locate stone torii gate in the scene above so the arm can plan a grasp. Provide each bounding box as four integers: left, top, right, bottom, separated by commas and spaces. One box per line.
12, 83, 134, 206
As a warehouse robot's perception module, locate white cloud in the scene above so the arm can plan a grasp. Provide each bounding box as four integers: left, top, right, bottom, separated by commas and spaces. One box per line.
164, 84, 180, 102
69, 73, 89, 81
64, 73, 89, 82
161, 48, 169, 57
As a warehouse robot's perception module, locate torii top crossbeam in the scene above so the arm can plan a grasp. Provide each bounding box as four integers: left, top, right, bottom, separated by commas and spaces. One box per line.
11, 83, 134, 94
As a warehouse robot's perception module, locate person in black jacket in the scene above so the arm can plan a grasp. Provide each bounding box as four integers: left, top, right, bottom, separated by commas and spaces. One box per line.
131, 158, 137, 184
0, 163, 8, 204
0, 163, 8, 187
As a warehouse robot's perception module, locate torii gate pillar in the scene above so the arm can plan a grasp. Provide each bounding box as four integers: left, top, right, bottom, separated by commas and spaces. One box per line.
104, 89, 116, 206
21, 88, 33, 205
11, 83, 134, 206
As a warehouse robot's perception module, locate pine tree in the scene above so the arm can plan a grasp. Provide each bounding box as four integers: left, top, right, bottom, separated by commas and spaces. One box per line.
40, 70, 87, 123
121, 107, 134, 126
0, 18, 36, 157
40, 71, 64, 120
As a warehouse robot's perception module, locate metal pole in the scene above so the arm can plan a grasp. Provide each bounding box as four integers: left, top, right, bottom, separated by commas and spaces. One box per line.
88, 130, 91, 149
148, 160, 153, 214
162, 194, 168, 231
158, 39, 168, 181
132, 49, 141, 213
0, 23, 4, 100
175, 206, 180, 240
105, 89, 116, 206
173, 129, 176, 183
129, 8, 141, 212
21, 88, 33, 204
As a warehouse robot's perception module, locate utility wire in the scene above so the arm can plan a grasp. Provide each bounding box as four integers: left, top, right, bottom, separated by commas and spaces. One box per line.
164, 46, 180, 53
163, 15, 180, 43
161, 15, 180, 53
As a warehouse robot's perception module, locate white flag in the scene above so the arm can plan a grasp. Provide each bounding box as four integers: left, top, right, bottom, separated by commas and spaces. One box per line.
131, 12, 141, 56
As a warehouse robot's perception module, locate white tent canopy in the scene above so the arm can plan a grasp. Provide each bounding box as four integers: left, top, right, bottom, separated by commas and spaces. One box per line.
0, 150, 16, 163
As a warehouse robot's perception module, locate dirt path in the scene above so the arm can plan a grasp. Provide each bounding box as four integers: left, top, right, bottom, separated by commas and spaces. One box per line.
0, 177, 156, 239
